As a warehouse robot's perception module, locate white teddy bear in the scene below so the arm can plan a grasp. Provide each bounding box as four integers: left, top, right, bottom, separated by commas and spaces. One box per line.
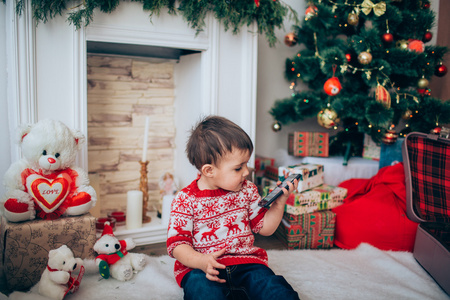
94, 222, 146, 281
9, 245, 84, 300
38, 245, 84, 299
1, 119, 97, 222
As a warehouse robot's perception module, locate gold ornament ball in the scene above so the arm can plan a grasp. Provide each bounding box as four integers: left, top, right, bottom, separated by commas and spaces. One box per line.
417, 77, 429, 89
358, 51, 372, 65
317, 108, 340, 129
272, 121, 282, 132
396, 39, 409, 50
401, 109, 413, 120
347, 13, 359, 26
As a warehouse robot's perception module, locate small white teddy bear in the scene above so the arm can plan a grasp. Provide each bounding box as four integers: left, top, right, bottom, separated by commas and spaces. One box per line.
38, 245, 84, 300
94, 222, 146, 281
1, 119, 97, 222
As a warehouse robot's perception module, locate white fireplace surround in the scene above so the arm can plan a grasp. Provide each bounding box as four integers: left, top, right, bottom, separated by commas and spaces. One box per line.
6, 2, 258, 188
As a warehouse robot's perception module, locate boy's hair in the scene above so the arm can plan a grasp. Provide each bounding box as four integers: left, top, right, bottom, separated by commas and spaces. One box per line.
186, 115, 253, 170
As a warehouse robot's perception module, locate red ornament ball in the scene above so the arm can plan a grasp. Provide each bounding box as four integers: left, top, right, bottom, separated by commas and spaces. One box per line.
435, 64, 448, 77
408, 39, 425, 53
423, 32, 433, 42
431, 127, 441, 135
423, 2, 431, 9
345, 53, 352, 63
382, 130, 398, 145
284, 32, 298, 47
323, 77, 342, 96
382, 33, 394, 44
305, 5, 318, 20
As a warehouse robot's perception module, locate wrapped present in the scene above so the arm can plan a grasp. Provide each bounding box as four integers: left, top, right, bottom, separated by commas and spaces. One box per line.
279, 163, 324, 192
285, 184, 347, 215
275, 210, 336, 249
255, 155, 275, 171
0, 214, 96, 292
362, 134, 380, 161
263, 165, 279, 182
260, 177, 278, 197
288, 132, 329, 157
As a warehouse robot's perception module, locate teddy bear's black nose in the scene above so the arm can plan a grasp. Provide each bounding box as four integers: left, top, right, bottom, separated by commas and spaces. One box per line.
73, 263, 77, 270
115, 243, 120, 250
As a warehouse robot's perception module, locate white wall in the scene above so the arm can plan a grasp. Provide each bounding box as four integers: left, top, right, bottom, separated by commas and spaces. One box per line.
256, 0, 326, 163
0, 4, 10, 197
174, 53, 202, 186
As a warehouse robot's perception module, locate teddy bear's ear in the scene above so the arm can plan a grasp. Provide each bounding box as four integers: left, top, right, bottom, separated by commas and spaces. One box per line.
71, 129, 86, 149
16, 123, 33, 144
48, 249, 57, 259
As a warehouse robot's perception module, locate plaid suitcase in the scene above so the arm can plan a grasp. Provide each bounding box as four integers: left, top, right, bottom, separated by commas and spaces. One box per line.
402, 132, 450, 295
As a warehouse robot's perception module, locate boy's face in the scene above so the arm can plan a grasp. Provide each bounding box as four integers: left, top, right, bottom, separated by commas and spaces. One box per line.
212, 148, 251, 192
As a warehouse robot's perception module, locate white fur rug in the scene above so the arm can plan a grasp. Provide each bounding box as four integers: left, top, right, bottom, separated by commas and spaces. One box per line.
5, 243, 449, 300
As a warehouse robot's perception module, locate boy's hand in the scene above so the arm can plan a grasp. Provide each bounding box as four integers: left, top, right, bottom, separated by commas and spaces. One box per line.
275, 178, 298, 204
202, 248, 227, 283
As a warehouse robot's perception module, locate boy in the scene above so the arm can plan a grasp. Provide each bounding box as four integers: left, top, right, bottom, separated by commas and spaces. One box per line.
167, 116, 300, 300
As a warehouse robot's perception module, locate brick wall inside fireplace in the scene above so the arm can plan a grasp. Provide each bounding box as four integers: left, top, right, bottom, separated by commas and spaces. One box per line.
87, 54, 176, 216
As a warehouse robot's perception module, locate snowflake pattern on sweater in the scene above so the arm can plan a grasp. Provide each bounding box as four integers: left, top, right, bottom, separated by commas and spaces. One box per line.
166, 178, 268, 286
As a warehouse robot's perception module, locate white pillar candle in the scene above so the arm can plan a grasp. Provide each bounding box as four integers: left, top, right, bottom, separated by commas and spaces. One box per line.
142, 116, 150, 162
126, 190, 143, 230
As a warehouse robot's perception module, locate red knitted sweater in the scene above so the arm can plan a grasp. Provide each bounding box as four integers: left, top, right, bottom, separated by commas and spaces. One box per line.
166, 178, 268, 286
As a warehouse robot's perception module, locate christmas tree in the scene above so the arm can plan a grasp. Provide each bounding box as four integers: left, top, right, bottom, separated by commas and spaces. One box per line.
270, 0, 450, 157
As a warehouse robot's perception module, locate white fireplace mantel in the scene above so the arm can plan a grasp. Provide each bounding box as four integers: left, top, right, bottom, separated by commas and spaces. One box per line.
6, 2, 258, 188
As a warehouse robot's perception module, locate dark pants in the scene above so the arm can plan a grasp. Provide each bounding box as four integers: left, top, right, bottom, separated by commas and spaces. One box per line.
181, 264, 300, 300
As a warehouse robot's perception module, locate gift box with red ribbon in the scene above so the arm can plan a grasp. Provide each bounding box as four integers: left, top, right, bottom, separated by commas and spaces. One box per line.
0, 214, 96, 292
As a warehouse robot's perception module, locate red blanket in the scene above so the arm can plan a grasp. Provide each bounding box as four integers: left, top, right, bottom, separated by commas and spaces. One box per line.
332, 162, 418, 252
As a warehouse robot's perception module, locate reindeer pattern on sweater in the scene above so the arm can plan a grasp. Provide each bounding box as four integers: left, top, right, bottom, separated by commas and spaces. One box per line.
166, 178, 268, 286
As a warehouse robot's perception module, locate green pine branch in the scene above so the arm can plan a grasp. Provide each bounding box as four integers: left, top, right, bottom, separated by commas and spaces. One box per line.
5, 0, 299, 47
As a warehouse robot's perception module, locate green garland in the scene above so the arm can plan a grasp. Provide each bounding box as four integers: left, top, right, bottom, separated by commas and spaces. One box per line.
6, 0, 298, 47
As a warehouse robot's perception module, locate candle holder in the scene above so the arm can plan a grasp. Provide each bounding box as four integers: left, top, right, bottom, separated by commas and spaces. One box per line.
139, 161, 152, 223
